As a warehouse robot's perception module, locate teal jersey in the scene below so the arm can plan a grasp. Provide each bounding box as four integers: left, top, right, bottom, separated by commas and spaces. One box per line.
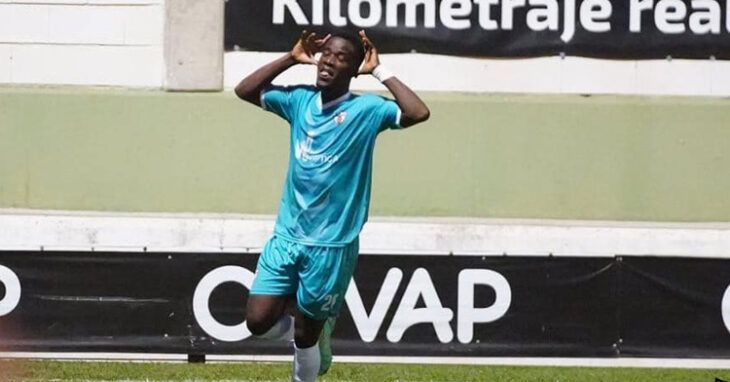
261, 85, 402, 246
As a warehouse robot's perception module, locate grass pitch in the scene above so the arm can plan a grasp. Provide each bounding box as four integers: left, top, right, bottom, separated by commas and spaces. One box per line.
1, 360, 729, 382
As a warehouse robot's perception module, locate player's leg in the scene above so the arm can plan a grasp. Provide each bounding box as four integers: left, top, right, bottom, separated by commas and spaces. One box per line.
291, 309, 326, 382
293, 308, 326, 346
246, 294, 295, 340
317, 315, 337, 374
295, 238, 360, 377
247, 236, 299, 341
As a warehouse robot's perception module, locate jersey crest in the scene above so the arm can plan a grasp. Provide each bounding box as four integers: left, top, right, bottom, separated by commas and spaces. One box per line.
334, 111, 348, 125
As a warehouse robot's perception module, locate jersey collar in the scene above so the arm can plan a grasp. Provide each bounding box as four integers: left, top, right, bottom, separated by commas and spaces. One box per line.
318, 92, 352, 111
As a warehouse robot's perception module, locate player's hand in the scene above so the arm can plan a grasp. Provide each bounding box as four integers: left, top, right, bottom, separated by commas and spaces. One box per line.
291, 30, 330, 65
358, 30, 380, 75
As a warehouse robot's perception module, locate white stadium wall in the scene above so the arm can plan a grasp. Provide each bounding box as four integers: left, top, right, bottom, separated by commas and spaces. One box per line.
224, 52, 730, 97
1, 0, 730, 96
0, 0, 164, 87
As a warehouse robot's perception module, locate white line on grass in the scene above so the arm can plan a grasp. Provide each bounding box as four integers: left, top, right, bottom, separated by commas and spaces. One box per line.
4, 352, 730, 369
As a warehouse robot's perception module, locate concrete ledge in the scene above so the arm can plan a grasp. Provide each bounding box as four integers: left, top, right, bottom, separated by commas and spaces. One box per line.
1, 209, 729, 257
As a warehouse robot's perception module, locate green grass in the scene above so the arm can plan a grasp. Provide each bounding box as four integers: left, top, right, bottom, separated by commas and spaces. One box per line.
1, 360, 729, 381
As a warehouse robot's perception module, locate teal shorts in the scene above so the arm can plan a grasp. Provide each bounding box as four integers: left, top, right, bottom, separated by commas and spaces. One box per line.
250, 235, 359, 321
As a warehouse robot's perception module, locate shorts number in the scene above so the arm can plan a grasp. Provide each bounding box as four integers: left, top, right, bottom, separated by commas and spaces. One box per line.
321, 294, 339, 312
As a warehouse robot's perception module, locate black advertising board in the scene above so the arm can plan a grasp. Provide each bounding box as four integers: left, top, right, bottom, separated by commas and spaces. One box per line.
335, 255, 619, 357
225, 0, 730, 59
1, 251, 730, 358
619, 257, 730, 358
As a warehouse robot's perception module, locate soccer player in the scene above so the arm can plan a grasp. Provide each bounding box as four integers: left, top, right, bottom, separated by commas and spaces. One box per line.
234, 30, 430, 382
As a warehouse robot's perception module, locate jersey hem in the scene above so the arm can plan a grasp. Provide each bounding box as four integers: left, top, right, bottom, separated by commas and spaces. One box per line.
273, 232, 356, 248
249, 290, 296, 296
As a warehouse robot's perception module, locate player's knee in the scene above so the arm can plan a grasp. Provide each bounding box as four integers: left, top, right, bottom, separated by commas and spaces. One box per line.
294, 326, 319, 348
246, 314, 273, 336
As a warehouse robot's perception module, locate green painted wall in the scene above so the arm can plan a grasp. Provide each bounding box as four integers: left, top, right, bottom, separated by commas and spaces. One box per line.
1, 86, 729, 221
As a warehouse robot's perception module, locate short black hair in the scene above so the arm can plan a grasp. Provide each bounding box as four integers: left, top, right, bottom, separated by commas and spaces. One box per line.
329, 31, 366, 71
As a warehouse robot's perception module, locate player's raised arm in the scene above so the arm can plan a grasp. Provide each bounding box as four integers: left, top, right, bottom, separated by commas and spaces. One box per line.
358, 30, 430, 128
234, 31, 331, 106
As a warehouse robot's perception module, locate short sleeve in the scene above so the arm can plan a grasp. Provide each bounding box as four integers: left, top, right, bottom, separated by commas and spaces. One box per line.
375, 98, 403, 132
260, 85, 302, 122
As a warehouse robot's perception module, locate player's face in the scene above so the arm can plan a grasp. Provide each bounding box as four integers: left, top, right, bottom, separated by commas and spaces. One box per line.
316, 37, 358, 89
